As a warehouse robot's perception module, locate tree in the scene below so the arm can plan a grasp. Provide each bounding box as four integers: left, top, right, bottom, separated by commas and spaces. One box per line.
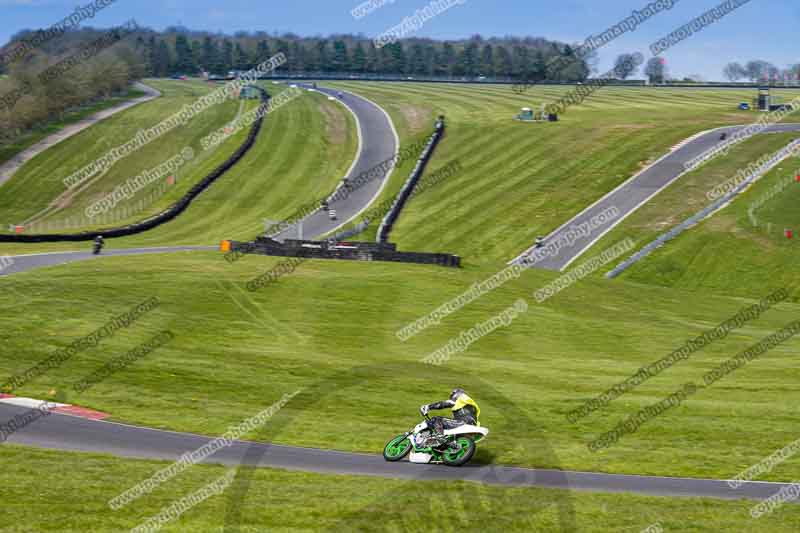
723, 62, 747, 82
256, 40, 271, 62
274, 39, 290, 72
174, 35, 195, 74
423, 45, 435, 76
764, 62, 780, 82
459, 42, 479, 77
389, 42, 406, 74
378, 45, 392, 74
332, 40, 350, 72
560, 58, 590, 81
290, 41, 306, 73
233, 42, 249, 70
221, 40, 234, 73
316, 40, 329, 72
785, 64, 800, 83
512, 46, 530, 80
480, 44, 494, 77
644, 57, 667, 84
613, 53, 639, 80
145, 36, 158, 76
441, 42, 456, 76
493, 46, 512, 78
153, 40, 171, 77
352, 42, 366, 73
202, 37, 222, 74
191, 40, 203, 71
409, 43, 426, 75
745, 60, 771, 82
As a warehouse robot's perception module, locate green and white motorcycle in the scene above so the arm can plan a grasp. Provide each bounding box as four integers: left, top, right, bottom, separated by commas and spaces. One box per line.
383, 411, 488, 466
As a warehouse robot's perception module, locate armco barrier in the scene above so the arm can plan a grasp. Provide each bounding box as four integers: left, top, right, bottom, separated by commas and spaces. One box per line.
228, 237, 460, 268
377, 116, 445, 243
0, 86, 271, 243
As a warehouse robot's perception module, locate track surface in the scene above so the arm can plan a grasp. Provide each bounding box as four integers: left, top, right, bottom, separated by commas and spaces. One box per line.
1, 403, 793, 502
0, 246, 214, 277
273, 84, 398, 241
511, 123, 800, 271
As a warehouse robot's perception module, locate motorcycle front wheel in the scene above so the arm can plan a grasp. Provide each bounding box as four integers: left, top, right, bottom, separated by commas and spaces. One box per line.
383, 434, 412, 461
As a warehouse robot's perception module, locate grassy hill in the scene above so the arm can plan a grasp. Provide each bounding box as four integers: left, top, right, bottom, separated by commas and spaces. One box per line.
0, 86, 146, 166
0, 79, 357, 253
591, 132, 800, 299
325, 82, 800, 266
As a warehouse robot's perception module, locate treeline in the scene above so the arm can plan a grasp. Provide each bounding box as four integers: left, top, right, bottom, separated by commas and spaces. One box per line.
0, 25, 591, 144
723, 60, 800, 83
0, 24, 146, 143
135, 29, 591, 81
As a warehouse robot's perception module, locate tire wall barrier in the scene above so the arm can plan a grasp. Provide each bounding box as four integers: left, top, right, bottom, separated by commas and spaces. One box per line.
0, 86, 270, 243
376, 117, 445, 243
231, 238, 461, 268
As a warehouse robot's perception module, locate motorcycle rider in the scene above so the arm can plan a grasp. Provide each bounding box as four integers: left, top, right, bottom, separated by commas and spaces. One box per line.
93, 235, 105, 254
420, 388, 480, 444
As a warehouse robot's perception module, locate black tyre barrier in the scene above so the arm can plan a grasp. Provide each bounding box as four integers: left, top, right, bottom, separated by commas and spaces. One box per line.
0, 86, 270, 243
376, 116, 445, 243
229, 237, 461, 268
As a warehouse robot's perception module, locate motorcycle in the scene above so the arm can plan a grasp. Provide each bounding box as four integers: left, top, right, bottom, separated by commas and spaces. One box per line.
92, 240, 104, 255
383, 412, 488, 466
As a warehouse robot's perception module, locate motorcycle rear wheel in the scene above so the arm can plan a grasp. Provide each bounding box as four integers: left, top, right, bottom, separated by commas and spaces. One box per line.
442, 436, 476, 466
383, 434, 412, 461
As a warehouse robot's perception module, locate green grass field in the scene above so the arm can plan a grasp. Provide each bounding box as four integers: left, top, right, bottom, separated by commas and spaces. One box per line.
4, 445, 799, 533
3, 82, 800, 532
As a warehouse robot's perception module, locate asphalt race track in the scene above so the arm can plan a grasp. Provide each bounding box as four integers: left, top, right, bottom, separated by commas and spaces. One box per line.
511, 123, 800, 271
272, 84, 398, 241
1, 402, 793, 502
0, 246, 215, 277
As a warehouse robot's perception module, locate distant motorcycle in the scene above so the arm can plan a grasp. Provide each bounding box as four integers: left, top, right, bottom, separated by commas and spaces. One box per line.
92, 237, 104, 255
